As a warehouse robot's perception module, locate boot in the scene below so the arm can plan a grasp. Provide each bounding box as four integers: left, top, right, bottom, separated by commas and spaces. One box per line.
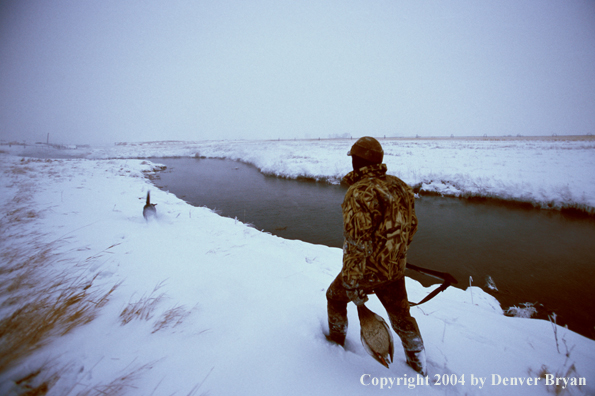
326, 331, 346, 347
327, 316, 348, 346
405, 349, 427, 376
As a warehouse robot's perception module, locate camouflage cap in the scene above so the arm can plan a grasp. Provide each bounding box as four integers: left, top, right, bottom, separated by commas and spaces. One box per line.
347, 136, 384, 164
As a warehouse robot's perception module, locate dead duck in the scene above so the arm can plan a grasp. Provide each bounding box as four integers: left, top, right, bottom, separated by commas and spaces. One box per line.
357, 304, 394, 368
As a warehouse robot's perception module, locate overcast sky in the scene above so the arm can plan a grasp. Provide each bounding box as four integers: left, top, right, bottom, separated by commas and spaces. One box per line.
1, 0, 594, 146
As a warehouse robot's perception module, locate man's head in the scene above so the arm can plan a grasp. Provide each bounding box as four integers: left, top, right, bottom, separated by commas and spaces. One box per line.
348, 136, 384, 171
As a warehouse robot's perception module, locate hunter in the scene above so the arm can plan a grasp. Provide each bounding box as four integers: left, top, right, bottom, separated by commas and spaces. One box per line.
326, 136, 427, 376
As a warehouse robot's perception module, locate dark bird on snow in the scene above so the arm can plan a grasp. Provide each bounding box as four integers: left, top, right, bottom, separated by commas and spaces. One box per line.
143, 191, 157, 220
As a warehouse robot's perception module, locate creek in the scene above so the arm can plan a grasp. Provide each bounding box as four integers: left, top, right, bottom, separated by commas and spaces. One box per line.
152, 157, 595, 340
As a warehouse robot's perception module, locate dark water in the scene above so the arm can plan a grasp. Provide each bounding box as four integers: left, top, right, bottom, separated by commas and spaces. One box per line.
153, 157, 595, 340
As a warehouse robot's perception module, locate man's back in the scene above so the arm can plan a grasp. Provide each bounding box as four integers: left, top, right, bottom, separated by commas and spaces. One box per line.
341, 164, 418, 289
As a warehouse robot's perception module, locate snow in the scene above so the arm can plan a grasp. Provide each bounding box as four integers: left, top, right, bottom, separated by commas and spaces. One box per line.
78, 137, 595, 214
1, 138, 594, 395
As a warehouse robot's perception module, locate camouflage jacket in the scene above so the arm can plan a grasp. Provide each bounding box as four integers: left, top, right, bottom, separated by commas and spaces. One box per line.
341, 164, 418, 290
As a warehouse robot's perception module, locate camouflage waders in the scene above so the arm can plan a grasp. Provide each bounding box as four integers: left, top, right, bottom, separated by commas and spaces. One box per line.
326, 274, 426, 373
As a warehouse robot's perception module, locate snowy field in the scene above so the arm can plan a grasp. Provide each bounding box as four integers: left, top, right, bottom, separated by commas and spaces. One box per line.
0, 138, 594, 395
74, 136, 595, 214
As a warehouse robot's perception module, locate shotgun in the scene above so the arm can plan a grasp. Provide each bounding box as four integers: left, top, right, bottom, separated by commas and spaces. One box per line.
406, 262, 458, 306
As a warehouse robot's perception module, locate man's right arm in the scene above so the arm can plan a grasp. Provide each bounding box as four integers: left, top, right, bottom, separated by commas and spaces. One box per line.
341, 185, 376, 290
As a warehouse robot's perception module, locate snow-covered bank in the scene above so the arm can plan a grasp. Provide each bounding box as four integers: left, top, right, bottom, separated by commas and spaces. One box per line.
26, 136, 594, 214
1, 152, 594, 395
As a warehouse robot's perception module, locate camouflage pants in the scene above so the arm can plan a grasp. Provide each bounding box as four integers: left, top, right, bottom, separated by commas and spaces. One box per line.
326, 274, 424, 355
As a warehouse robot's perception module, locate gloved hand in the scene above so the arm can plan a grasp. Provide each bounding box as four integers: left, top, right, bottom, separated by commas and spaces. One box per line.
346, 288, 368, 306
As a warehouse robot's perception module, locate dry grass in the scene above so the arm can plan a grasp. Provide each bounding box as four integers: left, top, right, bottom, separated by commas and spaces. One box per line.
119, 283, 166, 325
529, 332, 583, 396
5, 365, 62, 396
0, 268, 120, 374
505, 302, 538, 318
119, 282, 192, 333
152, 305, 192, 333
0, 159, 121, 392
533, 363, 581, 396
118, 278, 195, 347
73, 360, 208, 396
0, 157, 198, 395
0, 223, 121, 375
76, 361, 157, 396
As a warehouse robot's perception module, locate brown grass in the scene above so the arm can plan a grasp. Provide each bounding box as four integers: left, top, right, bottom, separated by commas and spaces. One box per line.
152, 305, 192, 333
6, 365, 61, 396
0, 223, 121, 375
0, 269, 120, 373
119, 283, 166, 325
0, 159, 121, 392
533, 363, 580, 396
119, 281, 193, 333
0, 156, 198, 395
76, 361, 157, 396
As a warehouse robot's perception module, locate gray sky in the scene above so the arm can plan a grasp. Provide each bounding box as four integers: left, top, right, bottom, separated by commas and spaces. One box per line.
1, 0, 594, 146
